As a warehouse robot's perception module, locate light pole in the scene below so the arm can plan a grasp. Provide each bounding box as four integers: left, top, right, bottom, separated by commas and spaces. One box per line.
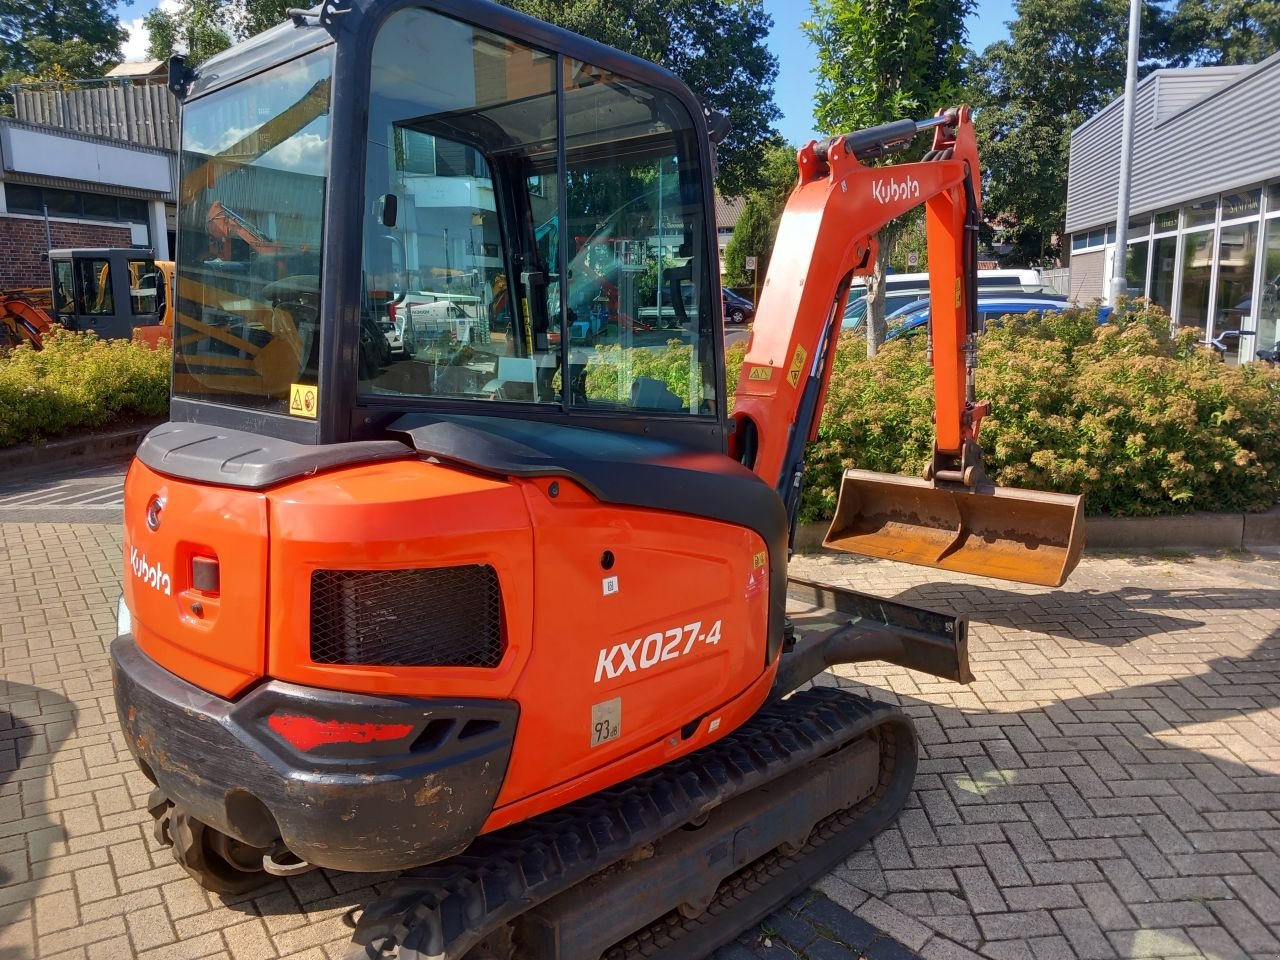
1107, 0, 1142, 306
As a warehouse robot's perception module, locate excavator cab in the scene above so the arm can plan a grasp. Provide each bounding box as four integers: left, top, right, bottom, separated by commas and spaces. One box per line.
48, 248, 171, 341
169, 6, 721, 439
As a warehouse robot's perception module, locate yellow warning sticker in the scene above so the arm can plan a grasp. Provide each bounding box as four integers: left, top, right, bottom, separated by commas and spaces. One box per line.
752, 550, 767, 569
289, 383, 319, 419
786, 344, 808, 388
748, 366, 772, 381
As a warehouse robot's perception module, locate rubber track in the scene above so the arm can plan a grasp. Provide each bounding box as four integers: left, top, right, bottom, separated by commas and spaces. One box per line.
348, 688, 916, 960
605, 717, 911, 959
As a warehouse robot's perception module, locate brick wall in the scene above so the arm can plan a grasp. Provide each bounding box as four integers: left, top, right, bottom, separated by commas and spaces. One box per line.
0, 217, 134, 289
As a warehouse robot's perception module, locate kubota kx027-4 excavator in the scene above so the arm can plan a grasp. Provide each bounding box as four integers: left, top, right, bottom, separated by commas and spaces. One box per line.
111, 2, 1084, 957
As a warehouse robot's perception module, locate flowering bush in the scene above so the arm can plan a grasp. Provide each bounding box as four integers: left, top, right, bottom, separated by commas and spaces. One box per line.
0, 330, 169, 447
803, 303, 1280, 520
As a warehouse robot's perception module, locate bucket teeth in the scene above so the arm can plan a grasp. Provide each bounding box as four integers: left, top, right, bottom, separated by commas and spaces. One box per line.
824, 469, 1085, 587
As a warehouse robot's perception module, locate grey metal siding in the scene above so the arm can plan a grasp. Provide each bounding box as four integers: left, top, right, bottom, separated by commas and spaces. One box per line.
1067, 250, 1106, 301
1067, 55, 1280, 234
1152, 68, 1246, 122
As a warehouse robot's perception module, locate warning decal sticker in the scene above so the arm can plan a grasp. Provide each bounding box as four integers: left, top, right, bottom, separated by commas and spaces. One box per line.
289, 383, 319, 419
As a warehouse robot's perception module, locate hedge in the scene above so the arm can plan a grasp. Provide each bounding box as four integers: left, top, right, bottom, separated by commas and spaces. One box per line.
584, 303, 1280, 521
7, 310, 1279, 523
0, 330, 170, 448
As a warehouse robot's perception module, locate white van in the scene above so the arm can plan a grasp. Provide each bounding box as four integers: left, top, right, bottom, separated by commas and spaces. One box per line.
849, 268, 1042, 293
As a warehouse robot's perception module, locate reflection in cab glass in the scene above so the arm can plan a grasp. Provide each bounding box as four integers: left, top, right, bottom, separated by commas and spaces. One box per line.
172, 48, 331, 414
361, 9, 717, 415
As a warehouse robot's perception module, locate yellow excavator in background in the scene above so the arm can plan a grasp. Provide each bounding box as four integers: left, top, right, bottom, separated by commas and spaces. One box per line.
0, 249, 174, 349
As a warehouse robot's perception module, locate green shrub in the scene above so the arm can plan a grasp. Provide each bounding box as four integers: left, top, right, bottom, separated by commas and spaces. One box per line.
800, 302, 1280, 520
0, 330, 170, 447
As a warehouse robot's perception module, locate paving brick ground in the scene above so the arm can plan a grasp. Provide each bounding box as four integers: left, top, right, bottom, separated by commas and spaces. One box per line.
2, 509, 1278, 959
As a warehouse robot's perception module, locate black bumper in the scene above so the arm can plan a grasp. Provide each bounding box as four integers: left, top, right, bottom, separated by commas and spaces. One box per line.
111, 635, 517, 872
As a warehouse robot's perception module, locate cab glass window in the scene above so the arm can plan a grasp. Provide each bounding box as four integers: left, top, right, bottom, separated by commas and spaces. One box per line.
561, 60, 717, 415
78, 258, 113, 315
172, 47, 332, 414
361, 9, 560, 403
52, 260, 74, 314
129, 259, 162, 315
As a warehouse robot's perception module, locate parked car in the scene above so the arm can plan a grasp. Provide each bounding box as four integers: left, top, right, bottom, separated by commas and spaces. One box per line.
842, 284, 1057, 331
379, 319, 405, 357
723, 289, 755, 324
872, 294, 1108, 341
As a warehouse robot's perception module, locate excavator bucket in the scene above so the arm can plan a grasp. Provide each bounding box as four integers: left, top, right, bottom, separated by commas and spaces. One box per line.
824, 469, 1085, 587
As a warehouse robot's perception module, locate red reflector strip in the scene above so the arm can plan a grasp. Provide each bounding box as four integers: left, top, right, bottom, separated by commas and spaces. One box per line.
268, 714, 415, 752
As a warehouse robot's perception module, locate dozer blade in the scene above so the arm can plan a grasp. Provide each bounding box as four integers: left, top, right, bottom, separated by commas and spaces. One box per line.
824, 468, 1085, 587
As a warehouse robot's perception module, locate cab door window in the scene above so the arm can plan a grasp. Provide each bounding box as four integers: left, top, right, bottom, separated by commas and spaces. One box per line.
561, 61, 717, 415
361, 9, 560, 403
77, 258, 114, 315
51, 260, 74, 315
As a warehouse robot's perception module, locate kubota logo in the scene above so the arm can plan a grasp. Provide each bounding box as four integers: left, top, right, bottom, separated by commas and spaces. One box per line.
130, 546, 172, 596
871, 175, 921, 205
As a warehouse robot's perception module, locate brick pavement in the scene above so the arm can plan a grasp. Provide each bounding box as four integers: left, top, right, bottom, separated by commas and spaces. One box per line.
2, 519, 1278, 960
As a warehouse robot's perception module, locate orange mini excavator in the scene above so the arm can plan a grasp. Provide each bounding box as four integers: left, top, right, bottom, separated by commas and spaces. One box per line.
112, 2, 1083, 957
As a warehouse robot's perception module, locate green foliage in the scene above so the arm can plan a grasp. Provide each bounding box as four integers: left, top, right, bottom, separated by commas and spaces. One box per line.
799, 302, 1280, 521
722, 142, 799, 288
1168, 0, 1280, 66
722, 195, 775, 289
144, 0, 295, 63
804, 0, 974, 353
581, 340, 707, 408
0, 331, 170, 448
498, 0, 781, 197
0, 0, 127, 85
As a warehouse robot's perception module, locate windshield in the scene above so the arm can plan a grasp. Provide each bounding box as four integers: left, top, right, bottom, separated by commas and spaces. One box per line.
172, 48, 332, 416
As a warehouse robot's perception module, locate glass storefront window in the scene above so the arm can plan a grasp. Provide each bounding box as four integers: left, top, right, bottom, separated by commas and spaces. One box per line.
1259, 217, 1280, 356
1177, 230, 1213, 331
1125, 240, 1148, 297
1185, 198, 1217, 228
1155, 209, 1179, 233
1266, 182, 1280, 212
1128, 214, 1150, 238
1221, 189, 1261, 221
1151, 235, 1177, 313
1213, 221, 1258, 364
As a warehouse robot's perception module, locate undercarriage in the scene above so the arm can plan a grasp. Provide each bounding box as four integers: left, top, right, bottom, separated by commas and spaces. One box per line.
138, 579, 967, 960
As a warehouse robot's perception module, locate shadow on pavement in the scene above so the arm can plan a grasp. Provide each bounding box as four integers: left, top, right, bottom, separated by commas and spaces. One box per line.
890, 581, 1280, 644
814, 624, 1280, 960
0, 680, 76, 959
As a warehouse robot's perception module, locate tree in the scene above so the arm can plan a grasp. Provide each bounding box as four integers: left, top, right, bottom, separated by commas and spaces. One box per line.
499, 0, 781, 197
722, 141, 799, 289
144, 0, 232, 65
144, 0, 294, 63
806, 0, 974, 355
0, 0, 127, 85
966, 0, 1189, 265
1167, 0, 1280, 66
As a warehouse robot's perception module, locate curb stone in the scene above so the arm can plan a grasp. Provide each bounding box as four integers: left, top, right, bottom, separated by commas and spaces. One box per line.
0, 420, 160, 473
794, 506, 1280, 555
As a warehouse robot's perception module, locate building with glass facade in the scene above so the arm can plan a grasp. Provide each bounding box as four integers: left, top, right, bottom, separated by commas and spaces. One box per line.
1064, 54, 1280, 363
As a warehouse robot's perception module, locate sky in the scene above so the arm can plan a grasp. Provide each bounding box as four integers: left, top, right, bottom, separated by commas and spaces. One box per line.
764, 0, 1017, 146
120, 0, 1018, 144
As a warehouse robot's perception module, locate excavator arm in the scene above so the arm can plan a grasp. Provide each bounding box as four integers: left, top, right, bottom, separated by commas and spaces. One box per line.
732, 107, 1084, 587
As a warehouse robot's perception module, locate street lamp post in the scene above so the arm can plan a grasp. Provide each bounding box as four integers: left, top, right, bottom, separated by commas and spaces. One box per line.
1107, 0, 1142, 307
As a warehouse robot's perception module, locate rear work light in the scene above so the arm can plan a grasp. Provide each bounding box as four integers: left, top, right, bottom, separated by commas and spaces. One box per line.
191, 556, 220, 594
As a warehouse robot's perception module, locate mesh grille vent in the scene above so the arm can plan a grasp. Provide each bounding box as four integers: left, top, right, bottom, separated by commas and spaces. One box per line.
310, 566, 504, 668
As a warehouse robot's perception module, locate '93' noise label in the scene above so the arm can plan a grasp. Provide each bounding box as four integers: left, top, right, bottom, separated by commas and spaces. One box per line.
594, 620, 722, 684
